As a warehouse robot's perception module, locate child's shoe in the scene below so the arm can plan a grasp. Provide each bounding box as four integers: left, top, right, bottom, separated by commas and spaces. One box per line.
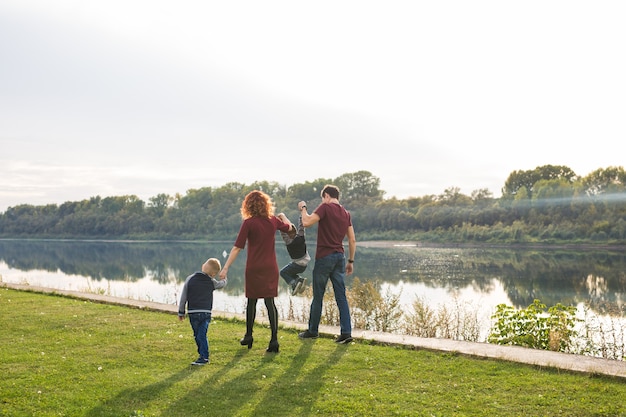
290, 280, 299, 296
294, 277, 307, 295
191, 357, 209, 365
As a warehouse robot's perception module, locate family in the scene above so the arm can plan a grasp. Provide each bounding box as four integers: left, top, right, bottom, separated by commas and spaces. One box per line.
177, 184, 357, 365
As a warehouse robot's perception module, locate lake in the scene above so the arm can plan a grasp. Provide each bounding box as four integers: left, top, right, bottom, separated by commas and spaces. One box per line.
1, 239, 625, 341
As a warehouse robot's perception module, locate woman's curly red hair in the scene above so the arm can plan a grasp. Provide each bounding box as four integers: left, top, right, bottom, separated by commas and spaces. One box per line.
241, 190, 275, 219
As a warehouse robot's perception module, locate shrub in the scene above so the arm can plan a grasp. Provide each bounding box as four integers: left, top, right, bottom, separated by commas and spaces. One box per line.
403, 296, 482, 342
348, 278, 403, 332
488, 299, 579, 352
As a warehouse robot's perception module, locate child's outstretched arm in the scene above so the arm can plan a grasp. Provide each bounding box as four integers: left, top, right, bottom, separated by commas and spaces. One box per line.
276, 212, 290, 224
277, 212, 296, 234
213, 277, 227, 290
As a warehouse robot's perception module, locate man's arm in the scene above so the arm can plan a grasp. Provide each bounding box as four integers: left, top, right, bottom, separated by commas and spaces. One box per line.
298, 201, 320, 228
345, 225, 356, 276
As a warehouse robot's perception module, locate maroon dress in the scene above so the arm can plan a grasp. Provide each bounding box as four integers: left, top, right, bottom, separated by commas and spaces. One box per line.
234, 216, 291, 298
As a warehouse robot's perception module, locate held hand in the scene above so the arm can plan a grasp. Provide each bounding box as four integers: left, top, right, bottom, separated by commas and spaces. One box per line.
298, 201, 307, 210
219, 269, 227, 280
277, 212, 291, 225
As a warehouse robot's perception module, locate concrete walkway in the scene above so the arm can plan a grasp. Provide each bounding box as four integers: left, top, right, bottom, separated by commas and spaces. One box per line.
5, 282, 626, 379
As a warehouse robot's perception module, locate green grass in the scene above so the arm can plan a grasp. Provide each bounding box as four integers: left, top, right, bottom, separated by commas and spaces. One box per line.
1, 288, 625, 417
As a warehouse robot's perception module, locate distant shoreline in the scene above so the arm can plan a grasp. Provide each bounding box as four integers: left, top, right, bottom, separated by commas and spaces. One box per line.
357, 240, 626, 250
1, 237, 625, 251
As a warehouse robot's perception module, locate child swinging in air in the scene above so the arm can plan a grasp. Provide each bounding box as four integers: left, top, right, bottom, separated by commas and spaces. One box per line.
276, 212, 310, 295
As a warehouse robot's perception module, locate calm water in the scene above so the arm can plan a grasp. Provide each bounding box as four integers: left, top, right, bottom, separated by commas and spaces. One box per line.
2, 239, 625, 336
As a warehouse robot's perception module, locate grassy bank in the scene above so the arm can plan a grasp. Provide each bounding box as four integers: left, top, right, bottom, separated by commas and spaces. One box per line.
1, 288, 625, 417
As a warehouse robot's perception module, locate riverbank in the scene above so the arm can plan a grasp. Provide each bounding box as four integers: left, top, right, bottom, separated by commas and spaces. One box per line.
4, 282, 625, 379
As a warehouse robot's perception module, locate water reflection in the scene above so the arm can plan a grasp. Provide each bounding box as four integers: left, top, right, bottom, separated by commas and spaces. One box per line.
1, 240, 624, 316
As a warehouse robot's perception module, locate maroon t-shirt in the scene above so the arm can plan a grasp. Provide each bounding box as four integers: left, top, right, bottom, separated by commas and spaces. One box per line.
234, 216, 290, 298
313, 202, 352, 259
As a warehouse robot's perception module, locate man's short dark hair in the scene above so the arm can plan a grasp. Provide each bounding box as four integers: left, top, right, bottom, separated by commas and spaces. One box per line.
321, 184, 340, 199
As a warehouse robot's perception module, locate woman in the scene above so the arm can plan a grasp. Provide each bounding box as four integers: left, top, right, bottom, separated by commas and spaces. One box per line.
219, 190, 292, 353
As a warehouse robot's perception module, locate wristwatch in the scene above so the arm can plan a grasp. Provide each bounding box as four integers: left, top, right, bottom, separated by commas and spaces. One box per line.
348, 259, 354, 263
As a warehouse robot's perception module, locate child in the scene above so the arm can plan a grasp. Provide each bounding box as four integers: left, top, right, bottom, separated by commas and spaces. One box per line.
178, 257, 227, 365
276, 212, 311, 296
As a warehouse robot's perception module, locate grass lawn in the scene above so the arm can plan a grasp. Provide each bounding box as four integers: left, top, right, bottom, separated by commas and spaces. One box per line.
1, 287, 625, 417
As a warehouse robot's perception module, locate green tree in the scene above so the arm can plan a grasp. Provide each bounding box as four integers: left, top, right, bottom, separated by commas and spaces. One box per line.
582, 166, 626, 196
438, 187, 472, 205
148, 193, 173, 217
333, 170, 384, 203
502, 165, 577, 199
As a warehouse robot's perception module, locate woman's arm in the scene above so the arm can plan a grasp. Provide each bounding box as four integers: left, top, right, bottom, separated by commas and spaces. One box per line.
219, 246, 241, 280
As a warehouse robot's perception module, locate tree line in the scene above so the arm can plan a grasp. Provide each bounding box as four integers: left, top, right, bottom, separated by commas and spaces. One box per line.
1, 166, 625, 244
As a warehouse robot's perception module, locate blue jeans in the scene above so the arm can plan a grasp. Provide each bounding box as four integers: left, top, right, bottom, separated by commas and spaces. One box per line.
308, 252, 352, 335
280, 261, 307, 286
188, 312, 212, 360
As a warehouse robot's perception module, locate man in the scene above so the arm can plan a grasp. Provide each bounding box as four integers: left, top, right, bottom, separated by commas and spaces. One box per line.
297, 184, 356, 344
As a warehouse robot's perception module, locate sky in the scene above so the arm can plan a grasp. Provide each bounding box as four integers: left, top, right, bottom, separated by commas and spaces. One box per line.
1, 1, 625, 212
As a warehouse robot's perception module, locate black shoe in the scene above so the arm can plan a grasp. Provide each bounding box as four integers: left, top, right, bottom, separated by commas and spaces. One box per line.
298, 330, 319, 339
335, 334, 353, 344
191, 357, 209, 365
290, 280, 299, 296
266, 339, 279, 353
240, 334, 253, 349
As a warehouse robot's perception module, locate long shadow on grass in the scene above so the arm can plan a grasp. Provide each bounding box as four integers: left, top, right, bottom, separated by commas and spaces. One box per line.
162, 334, 348, 416
249, 340, 348, 416
84, 368, 192, 417
84, 349, 250, 416
161, 342, 282, 415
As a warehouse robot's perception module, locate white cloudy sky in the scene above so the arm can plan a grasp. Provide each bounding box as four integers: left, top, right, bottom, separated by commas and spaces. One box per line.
1, 1, 625, 212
